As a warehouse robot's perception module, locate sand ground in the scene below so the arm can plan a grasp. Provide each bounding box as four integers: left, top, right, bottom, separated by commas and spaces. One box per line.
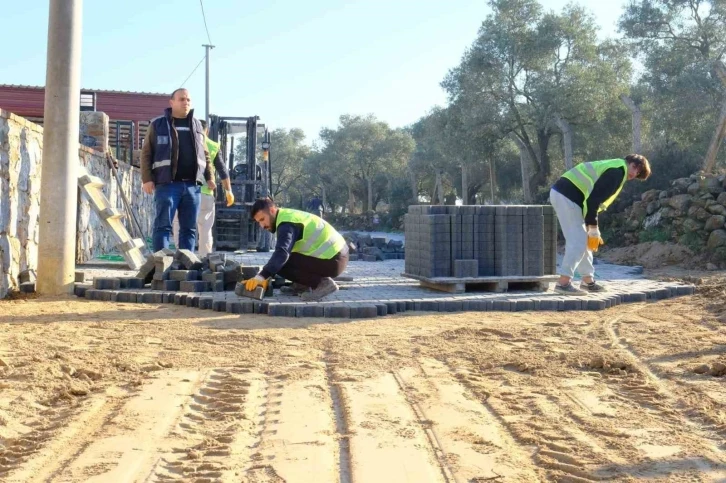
1, 280, 725, 483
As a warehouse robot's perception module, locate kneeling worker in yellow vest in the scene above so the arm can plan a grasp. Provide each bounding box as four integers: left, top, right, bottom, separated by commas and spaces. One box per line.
244, 198, 349, 301
550, 154, 651, 295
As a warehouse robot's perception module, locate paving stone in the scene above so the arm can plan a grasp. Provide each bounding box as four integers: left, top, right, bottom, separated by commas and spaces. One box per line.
375, 304, 388, 316
142, 292, 163, 304
180, 281, 210, 292
19, 282, 36, 293
135, 256, 156, 283
586, 299, 606, 311
198, 297, 214, 310
324, 305, 350, 318
350, 305, 378, 318
118, 277, 145, 289
295, 305, 318, 317
186, 295, 200, 308
151, 280, 180, 291
176, 249, 204, 270
173, 293, 187, 305
170, 270, 199, 281
116, 291, 138, 303
162, 292, 176, 304
241, 266, 261, 279
226, 301, 242, 314
213, 300, 227, 312
94, 277, 121, 290
74, 284, 90, 297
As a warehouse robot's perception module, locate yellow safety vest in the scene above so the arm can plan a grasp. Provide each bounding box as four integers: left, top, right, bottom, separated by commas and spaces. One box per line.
201, 137, 221, 196
275, 208, 346, 259
561, 159, 627, 219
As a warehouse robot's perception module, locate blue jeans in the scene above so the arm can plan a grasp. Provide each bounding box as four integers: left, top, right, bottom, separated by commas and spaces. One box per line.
153, 181, 201, 251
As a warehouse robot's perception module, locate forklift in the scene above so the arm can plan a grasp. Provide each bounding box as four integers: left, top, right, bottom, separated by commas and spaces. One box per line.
207, 115, 273, 252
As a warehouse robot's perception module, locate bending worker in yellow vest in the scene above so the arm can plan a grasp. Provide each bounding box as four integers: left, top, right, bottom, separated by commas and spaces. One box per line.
245, 198, 349, 301
550, 154, 651, 295
173, 120, 234, 256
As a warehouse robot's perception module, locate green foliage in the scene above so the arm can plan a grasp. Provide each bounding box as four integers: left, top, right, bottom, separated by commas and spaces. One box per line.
679, 231, 704, 254
638, 227, 670, 244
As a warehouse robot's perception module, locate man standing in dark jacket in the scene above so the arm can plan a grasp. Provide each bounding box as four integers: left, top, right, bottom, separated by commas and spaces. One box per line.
140, 88, 215, 251
550, 154, 651, 295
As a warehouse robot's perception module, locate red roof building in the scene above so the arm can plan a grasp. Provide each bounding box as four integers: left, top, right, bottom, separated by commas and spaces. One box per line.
0, 84, 170, 153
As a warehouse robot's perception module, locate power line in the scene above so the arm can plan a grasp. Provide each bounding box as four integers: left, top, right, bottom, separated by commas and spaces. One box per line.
199, 0, 212, 45
180, 55, 205, 87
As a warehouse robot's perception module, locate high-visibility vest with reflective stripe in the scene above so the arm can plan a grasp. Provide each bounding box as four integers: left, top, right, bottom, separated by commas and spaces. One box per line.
561, 159, 627, 219
201, 137, 221, 196
275, 208, 346, 259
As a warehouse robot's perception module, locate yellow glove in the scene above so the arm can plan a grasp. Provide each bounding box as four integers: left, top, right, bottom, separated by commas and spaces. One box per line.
244, 275, 268, 292
225, 190, 235, 207
587, 227, 604, 252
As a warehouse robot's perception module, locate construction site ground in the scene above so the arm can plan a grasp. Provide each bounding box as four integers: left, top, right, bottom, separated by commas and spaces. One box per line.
1, 258, 725, 482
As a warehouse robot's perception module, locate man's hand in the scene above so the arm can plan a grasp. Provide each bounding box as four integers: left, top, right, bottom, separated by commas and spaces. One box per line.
207, 179, 217, 192
244, 275, 268, 292
143, 181, 155, 195
225, 190, 235, 207
587, 226, 604, 252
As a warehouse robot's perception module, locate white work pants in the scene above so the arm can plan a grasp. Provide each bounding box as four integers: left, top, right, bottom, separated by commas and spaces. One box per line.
549, 188, 594, 279
173, 193, 215, 257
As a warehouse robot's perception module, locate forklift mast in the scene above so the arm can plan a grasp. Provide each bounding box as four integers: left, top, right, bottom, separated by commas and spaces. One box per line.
207, 115, 272, 252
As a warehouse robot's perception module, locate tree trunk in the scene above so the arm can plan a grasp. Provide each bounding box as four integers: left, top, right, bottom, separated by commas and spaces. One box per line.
511, 134, 532, 203
461, 165, 468, 205
321, 184, 327, 212
619, 94, 642, 154
367, 177, 373, 212
409, 170, 418, 201
347, 185, 355, 214
703, 100, 726, 173
489, 157, 497, 203
434, 170, 443, 204
553, 113, 573, 170
536, 129, 550, 182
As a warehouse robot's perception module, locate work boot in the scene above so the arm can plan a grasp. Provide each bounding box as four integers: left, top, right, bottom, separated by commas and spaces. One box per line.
301, 277, 339, 301
554, 282, 586, 296
280, 283, 310, 295
580, 281, 606, 293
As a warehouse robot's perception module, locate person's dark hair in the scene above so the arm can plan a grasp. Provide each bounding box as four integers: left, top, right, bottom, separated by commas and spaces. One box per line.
200, 120, 207, 130
170, 88, 186, 99
625, 154, 651, 180
250, 198, 275, 218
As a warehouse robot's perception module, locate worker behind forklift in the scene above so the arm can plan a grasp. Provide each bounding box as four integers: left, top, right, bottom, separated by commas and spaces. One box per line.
244, 198, 349, 301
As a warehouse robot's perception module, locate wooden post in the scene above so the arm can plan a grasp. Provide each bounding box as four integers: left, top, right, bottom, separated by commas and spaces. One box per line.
619, 95, 642, 154
553, 113, 573, 170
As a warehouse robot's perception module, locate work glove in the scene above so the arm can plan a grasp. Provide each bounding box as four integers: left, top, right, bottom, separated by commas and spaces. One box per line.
225, 190, 235, 207
587, 226, 604, 252
244, 275, 268, 292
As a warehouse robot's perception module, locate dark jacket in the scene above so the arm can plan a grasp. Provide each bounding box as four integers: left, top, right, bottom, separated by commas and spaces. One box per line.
140, 108, 212, 185
552, 166, 626, 226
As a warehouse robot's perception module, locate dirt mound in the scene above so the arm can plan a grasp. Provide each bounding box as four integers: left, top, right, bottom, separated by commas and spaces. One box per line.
600, 241, 695, 269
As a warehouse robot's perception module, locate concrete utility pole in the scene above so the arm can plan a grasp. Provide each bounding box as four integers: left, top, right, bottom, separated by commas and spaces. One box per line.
203, 44, 215, 124
37, 0, 83, 296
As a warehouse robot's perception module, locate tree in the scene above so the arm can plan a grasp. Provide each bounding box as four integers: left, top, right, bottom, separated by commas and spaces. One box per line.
317, 115, 415, 213
443, 0, 631, 196
268, 128, 311, 204
620, 0, 726, 170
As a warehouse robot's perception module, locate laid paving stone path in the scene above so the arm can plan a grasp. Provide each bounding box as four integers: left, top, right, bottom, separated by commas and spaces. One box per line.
75, 253, 694, 319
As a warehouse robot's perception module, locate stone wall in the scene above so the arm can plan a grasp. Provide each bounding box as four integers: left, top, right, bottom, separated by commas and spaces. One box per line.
0, 109, 152, 298
615, 172, 726, 266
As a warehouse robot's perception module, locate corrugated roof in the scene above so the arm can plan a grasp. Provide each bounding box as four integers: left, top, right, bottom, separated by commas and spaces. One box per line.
0, 83, 168, 97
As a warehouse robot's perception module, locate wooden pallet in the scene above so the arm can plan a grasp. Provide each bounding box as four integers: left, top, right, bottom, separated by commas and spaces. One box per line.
402, 273, 558, 294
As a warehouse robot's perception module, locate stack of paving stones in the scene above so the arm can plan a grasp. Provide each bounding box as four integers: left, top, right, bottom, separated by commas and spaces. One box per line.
343, 233, 405, 262
405, 205, 558, 278
80, 249, 266, 304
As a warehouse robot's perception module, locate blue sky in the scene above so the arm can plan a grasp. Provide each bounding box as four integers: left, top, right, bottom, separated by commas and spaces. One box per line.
2, 0, 627, 144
